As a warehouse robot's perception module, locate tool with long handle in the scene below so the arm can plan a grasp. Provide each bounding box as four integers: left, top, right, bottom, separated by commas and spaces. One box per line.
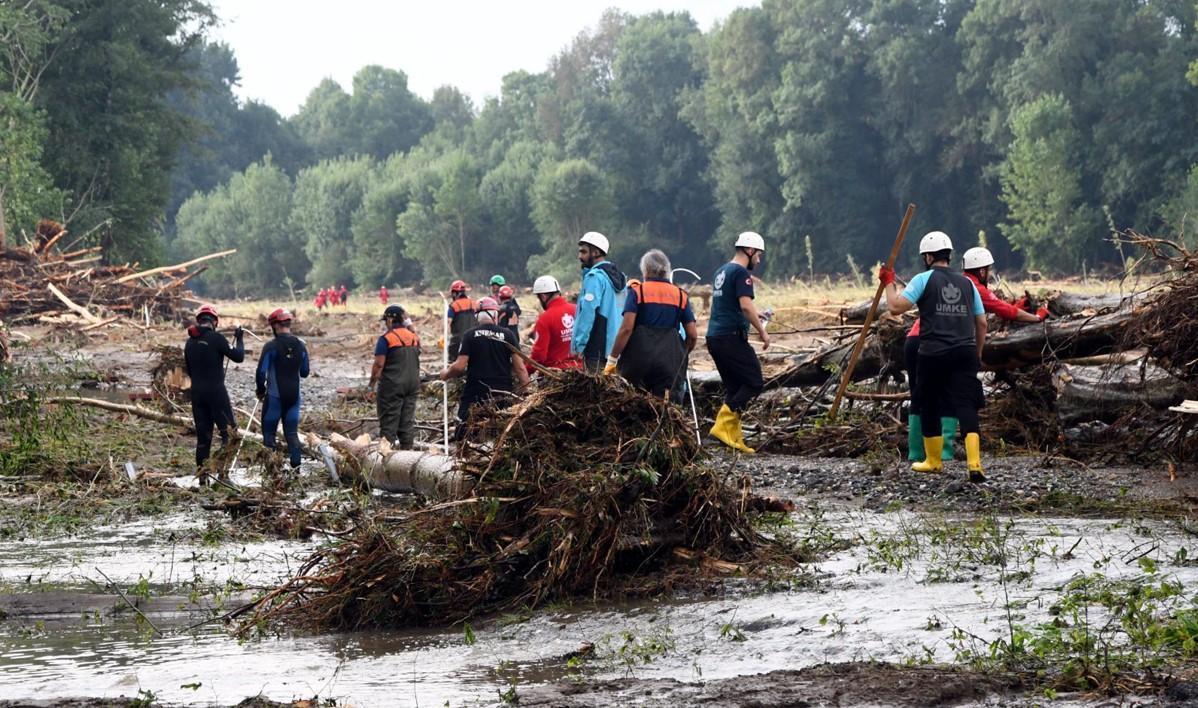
227, 396, 261, 474
440, 293, 451, 451
828, 203, 916, 420
685, 370, 701, 445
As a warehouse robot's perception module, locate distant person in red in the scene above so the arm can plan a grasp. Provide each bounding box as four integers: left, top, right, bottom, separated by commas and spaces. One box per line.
328, 286, 340, 307
314, 290, 325, 310
339, 284, 349, 307
379, 285, 389, 305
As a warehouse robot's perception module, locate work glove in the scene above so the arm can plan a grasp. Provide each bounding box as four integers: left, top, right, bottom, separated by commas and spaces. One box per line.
1036, 306, 1049, 321
1013, 296, 1028, 311
234, 325, 244, 339
878, 266, 896, 286
603, 357, 618, 376
256, 388, 265, 402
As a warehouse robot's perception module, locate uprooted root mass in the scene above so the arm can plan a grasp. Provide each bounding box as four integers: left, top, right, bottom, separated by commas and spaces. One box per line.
239, 373, 801, 632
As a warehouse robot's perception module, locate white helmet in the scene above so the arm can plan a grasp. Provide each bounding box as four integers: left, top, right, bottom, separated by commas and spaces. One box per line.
918, 231, 953, 254
962, 246, 995, 270
579, 231, 609, 254
532, 275, 560, 294
735, 231, 766, 252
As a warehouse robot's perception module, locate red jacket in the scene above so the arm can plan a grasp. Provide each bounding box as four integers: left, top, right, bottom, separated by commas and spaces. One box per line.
908, 271, 1021, 338
529, 296, 581, 370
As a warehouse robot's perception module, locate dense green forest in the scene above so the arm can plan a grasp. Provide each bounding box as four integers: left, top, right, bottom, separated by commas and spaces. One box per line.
2, 0, 1198, 296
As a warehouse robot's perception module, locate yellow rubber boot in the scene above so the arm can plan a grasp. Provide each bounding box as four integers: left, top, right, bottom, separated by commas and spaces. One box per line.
730, 409, 756, 454
965, 432, 985, 483
708, 404, 740, 450
911, 437, 944, 474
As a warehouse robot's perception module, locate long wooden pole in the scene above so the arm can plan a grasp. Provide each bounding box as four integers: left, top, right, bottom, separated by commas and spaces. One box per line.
113, 249, 236, 283
827, 203, 916, 420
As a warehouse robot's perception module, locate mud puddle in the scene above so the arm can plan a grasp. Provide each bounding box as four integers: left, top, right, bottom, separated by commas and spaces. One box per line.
2, 509, 1193, 705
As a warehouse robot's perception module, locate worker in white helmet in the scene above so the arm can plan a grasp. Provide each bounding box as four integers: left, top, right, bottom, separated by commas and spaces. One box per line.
528, 275, 582, 372
881, 231, 988, 483
706, 231, 770, 454
571, 231, 627, 371
960, 247, 1049, 325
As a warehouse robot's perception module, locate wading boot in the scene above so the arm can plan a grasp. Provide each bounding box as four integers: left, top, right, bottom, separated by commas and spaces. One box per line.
940, 417, 958, 461
730, 409, 756, 454
708, 404, 739, 450
965, 432, 985, 483
911, 436, 944, 474
907, 413, 924, 462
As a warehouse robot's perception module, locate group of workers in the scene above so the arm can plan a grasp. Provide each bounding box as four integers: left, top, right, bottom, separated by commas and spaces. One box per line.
184, 227, 1036, 485
314, 285, 349, 310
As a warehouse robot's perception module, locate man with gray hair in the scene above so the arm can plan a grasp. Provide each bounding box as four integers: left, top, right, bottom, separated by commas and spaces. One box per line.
606, 249, 698, 398
440, 296, 530, 438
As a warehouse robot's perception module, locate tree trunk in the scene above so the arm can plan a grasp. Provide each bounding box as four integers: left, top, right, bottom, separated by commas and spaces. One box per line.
1053, 361, 1184, 425
0, 187, 7, 251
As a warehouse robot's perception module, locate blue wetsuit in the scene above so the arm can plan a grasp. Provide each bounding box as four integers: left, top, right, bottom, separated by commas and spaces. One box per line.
255, 333, 310, 466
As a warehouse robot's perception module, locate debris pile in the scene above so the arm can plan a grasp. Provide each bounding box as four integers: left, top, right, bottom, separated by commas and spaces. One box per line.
240, 372, 799, 632
0, 224, 234, 327
714, 232, 1198, 464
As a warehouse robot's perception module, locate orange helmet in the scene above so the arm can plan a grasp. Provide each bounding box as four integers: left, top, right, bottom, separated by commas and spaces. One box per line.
267, 308, 293, 326
195, 304, 219, 324
497, 285, 514, 300
450, 279, 469, 293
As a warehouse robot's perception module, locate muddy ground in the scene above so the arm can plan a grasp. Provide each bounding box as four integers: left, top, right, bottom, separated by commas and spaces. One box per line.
4, 308, 1198, 706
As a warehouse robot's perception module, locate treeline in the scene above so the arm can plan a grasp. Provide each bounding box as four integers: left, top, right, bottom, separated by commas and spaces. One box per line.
3, 2, 1198, 296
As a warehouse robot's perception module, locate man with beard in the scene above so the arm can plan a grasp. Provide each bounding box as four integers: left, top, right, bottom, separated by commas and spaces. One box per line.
571, 231, 627, 371
706, 232, 770, 453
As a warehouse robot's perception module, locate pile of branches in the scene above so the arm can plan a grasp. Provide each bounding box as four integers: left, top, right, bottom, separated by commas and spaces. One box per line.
0, 220, 232, 326
700, 231, 1198, 464
239, 373, 799, 632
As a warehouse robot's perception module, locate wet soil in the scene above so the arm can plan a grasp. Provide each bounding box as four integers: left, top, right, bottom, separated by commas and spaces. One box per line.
520, 661, 1023, 707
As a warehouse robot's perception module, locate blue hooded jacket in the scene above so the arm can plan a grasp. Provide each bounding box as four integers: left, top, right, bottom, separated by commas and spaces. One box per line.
571, 260, 627, 361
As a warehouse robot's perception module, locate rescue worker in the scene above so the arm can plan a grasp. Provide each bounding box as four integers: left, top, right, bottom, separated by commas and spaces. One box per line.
379, 285, 389, 305
439, 297, 530, 436
496, 285, 521, 342
315, 289, 326, 311
881, 231, 988, 482
328, 286, 339, 307
606, 249, 697, 399
339, 284, 349, 307
489, 274, 506, 299
183, 305, 244, 482
571, 231, 627, 371
446, 279, 477, 359
369, 305, 421, 448
256, 308, 310, 469
706, 231, 770, 454
528, 275, 581, 371
903, 246, 1051, 462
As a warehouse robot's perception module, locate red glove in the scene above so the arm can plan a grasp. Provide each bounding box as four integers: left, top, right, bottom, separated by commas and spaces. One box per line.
1036, 306, 1049, 321
878, 266, 896, 286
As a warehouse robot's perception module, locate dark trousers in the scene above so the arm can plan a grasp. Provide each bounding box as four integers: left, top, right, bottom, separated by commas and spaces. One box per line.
263, 395, 303, 467
192, 389, 235, 466
378, 389, 417, 448
618, 326, 685, 398
916, 347, 982, 438
904, 335, 921, 415
707, 334, 763, 412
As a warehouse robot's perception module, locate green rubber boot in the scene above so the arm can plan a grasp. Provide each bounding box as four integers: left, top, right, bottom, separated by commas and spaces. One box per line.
940, 417, 958, 461
907, 414, 924, 461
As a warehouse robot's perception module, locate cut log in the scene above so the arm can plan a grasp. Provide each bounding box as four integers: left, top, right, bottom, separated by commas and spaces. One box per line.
113, 249, 236, 284
981, 307, 1136, 370
1053, 361, 1184, 424
314, 433, 469, 497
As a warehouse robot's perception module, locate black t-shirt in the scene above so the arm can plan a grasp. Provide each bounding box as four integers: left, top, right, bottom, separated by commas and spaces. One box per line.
497, 299, 521, 339
460, 323, 517, 402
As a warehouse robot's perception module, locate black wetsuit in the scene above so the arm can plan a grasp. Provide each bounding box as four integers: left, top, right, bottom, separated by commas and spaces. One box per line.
184, 325, 244, 467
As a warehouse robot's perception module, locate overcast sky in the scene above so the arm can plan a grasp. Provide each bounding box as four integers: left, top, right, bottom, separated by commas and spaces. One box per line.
206, 0, 755, 117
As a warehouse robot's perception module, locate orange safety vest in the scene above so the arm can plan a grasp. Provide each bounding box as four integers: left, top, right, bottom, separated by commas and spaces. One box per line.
630, 280, 688, 322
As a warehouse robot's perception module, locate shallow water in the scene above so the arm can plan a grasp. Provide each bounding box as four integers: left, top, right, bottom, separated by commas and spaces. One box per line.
1, 510, 1192, 706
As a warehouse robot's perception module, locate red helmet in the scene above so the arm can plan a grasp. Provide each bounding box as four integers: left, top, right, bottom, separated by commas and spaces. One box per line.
267, 308, 293, 326
477, 296, 500, 313
450, 279, 469, 293
497, 285, 514, 300
195, 305, 219, 324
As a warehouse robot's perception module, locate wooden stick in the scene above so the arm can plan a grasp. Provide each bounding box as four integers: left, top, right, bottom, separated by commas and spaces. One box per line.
46, 396, 194, 428
80, 316, 121, 332
844, 390, 909, 401
113, 249, 236, 283
46, 282, 103, 324
828, 203, 915, 419
35, 228, 67, 255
